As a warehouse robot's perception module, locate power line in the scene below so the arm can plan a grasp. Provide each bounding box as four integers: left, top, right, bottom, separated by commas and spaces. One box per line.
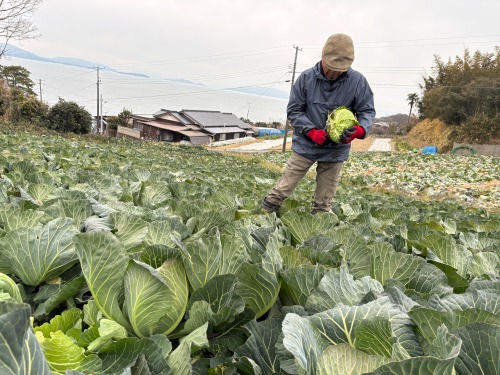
110, 46, 292, 67
299, 34, 500, 47
100, 35, 500, 69
105, 79, 291, 101
44, 68, 95, 84
233, 72, 290, 115
101, 65, 289, 84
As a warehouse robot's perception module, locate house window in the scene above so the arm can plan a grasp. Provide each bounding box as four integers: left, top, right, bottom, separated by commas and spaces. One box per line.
219, 134, 226, 141
234, 133, 240, 139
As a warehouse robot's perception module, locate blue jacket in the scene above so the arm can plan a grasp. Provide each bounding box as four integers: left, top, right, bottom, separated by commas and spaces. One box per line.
288, 62, 375, 162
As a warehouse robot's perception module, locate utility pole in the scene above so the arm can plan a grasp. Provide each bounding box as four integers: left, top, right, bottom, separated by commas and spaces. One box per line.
282, 45, 301, 153
95, 67, 102, 134
38, 79, 43, 102
100, 94, 104, 134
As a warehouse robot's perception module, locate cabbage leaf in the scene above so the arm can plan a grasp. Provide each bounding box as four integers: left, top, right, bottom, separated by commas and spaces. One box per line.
326, 106, 359, 143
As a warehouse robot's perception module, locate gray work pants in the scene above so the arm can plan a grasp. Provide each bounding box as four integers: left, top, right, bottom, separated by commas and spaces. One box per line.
265, 152, 343, 213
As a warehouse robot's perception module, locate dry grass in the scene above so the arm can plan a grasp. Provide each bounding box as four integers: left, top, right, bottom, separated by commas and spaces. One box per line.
401, 119, 454, 152
350, 136, 375, 152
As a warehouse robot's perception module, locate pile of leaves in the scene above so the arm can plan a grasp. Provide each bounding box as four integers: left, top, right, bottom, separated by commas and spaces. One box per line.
397, 119, 453, 153
400, 119, 454, 152
0, 127, 499, 374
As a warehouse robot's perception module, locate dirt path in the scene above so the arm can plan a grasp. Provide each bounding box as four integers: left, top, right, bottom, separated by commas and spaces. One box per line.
367, 138, 392, 151
211, 136, 386, 153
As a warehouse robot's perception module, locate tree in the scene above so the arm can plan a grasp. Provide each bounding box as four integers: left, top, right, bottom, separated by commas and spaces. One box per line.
106, 108, 133, 129
418, 46, 500, 144
0, 64, 45, 123
406, 92, 419, 122
0, 0, 44, 58
45, 99, 92, 134
116, 108, 132, 127
420, 47, 499, 123
7, 88, 47, 124
0, 64, 35, 95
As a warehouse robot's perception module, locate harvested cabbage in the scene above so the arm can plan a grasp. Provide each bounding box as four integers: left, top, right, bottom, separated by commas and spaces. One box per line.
326, 106, 359, 143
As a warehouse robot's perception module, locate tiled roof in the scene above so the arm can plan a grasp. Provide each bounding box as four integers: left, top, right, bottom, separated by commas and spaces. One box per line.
138, 109, 254, 135
182, 110, 250, 129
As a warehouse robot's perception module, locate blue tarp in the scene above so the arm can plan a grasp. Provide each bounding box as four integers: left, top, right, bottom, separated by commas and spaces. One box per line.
422, 146, 438, 154
257, 128, 285, 136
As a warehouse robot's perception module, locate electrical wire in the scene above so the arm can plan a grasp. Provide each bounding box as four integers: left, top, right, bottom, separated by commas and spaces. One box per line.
26, 33, 499, 116
44, 68, 95, 83
101, 65, 289, 84
105, 79, 291, 101
299, 34, 500, 47
110, 46, 293, 68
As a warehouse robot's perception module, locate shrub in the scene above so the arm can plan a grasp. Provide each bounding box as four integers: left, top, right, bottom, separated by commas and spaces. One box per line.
45, 99, 92, 134
450, 114, 500, 145
8, 92, 48, 125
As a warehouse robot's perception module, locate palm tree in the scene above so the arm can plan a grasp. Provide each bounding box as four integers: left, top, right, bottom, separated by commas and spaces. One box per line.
407, 93, 419, 124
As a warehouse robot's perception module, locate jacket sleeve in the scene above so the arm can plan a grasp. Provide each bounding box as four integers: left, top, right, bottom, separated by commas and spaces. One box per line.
353, 76, 376, 138
286, 74, 316, 135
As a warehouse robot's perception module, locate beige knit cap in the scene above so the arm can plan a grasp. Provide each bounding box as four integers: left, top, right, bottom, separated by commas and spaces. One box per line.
322, 33, 355, 72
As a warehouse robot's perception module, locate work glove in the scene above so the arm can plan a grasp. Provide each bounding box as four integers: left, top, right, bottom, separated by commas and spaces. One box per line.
340, 125, 365, 144
307, 128, 328, 145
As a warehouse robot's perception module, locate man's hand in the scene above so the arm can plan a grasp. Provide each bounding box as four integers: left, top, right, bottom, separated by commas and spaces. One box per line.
307, 128, 328, 145
340, 125, 365, 144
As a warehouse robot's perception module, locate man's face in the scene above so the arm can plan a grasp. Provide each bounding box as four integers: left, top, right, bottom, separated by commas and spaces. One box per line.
321, 60, 344, 80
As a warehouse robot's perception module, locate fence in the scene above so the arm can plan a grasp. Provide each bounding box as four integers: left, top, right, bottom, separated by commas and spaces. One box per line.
117, 126, 142, 139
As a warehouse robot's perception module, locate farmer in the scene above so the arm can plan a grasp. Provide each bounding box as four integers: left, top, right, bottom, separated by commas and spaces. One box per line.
262, 33, 375, 214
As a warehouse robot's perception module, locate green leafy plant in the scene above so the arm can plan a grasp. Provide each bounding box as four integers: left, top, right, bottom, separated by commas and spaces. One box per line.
326, 106, 359, 142
44, 99, 92, 134
0, 125, 498, 374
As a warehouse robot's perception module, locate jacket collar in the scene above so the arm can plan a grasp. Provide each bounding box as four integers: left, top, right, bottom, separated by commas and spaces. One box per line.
314, 61, 351, 81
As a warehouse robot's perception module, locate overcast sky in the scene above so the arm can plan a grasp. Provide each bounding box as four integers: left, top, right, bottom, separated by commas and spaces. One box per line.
11, 0, 500, 118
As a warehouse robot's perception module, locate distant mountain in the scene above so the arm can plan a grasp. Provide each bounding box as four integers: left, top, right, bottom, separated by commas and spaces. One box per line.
376, 113, 411, 124
3, 45, 149, 78
373, 113, 418, 135
3, 45, 290, 100
163, 77, 206, 86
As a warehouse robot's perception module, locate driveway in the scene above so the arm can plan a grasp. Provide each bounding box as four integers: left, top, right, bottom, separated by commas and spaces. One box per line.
226, 138, 291, 152
368, 138, 392, 151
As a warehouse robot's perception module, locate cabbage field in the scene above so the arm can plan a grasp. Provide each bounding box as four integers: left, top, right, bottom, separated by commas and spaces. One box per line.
0, 127, 499, 375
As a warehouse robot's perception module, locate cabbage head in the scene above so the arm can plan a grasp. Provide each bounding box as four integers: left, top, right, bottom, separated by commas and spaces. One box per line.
0, 272, 22, 302
326, 106, 359, 143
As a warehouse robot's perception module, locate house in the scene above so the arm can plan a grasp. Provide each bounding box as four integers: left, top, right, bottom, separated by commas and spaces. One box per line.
92, 116, 108, 134
119, 109, 254, 145
371, 121, 391, 136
